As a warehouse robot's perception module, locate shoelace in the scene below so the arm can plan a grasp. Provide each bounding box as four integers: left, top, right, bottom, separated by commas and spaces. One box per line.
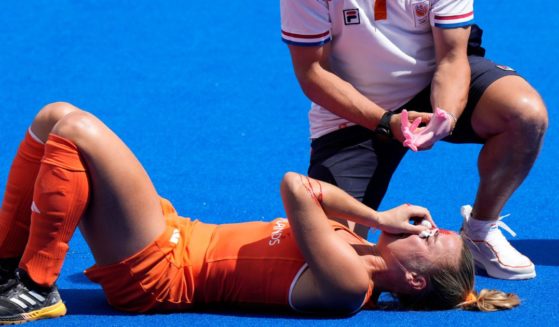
461, 205, 517, 237
461, 205, 521, 254
489, 214, 517, 237
484, 216, 522, 254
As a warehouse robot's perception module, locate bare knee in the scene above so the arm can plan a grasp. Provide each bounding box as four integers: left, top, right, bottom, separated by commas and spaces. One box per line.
31, 102, 81, 142
508, 94, 548, 141
479, 93, 548, 142
473, 76, 549, 141
51, 111, 102, 147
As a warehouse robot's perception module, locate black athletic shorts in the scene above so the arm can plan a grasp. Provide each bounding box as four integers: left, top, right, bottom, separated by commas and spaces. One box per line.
308, 25, 520, 210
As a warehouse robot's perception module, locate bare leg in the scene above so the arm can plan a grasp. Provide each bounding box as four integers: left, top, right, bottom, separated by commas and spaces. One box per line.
460, 76, 547, 280
471, 76, 548, 219
0, 102, 77, 262
0, 103, 168, 323
34, 103, 166, 265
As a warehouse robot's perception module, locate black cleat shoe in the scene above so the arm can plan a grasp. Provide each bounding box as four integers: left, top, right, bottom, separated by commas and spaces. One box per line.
0, 270, 66, 325
0, 259, 19, 295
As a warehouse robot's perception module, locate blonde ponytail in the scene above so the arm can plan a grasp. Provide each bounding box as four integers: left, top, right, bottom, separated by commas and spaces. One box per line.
458, 289, 520, 312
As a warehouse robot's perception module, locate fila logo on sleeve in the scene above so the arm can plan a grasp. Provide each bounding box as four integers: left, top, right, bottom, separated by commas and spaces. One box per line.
344, 9, 360, 25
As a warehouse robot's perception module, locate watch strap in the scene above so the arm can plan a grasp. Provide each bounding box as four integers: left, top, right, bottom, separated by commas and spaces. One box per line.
375, 111, 395, 138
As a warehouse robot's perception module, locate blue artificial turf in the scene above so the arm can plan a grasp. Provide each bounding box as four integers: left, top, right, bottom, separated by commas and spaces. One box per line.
0, 1, 558, 326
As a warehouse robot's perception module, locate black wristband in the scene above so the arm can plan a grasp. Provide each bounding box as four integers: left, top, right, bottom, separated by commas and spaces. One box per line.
374, 111, 395, 138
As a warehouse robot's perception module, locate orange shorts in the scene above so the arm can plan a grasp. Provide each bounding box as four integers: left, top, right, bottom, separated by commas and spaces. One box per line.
84, 199, 216, 313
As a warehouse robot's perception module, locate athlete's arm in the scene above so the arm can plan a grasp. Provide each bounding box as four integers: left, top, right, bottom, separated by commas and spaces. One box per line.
280, 172, 433, 313
430, 26, 471, 130
280, 172, 371, 313
288, 44, 429, 141
287, 173, 435, 234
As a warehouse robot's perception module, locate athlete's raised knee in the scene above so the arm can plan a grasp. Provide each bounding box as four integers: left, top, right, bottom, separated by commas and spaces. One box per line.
51, 111, 101, 146
31, 102, 82, 142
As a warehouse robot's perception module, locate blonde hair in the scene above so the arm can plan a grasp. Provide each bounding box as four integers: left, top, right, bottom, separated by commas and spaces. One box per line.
397, 240, 520, 311
458, 289, 520, 312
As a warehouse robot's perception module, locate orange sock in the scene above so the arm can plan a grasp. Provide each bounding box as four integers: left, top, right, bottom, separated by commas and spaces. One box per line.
19, 134, 89, 287
0, 130, 45, 259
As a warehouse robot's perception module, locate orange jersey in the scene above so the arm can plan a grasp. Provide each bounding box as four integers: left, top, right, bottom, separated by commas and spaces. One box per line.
195, 217, 306, 308
85, 198, 372, 312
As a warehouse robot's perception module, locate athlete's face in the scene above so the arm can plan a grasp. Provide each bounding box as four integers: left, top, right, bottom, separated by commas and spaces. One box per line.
377, 229, 463, 272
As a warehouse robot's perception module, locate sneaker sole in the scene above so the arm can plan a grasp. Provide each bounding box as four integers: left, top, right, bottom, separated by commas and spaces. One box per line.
0, 301, 67, 325
473, 258, 536, 280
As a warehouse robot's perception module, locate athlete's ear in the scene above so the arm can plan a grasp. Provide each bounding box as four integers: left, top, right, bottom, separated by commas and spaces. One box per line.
405, 271, 427, 291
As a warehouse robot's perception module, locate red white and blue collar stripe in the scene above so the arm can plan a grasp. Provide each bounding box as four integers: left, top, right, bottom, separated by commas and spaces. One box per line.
281, 30, 332, 46
434, 11, 474, 29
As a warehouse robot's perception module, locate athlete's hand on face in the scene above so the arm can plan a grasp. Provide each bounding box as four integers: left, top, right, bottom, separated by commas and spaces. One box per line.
391, 111, 431, 143
376, 204, 437, 236
401, 108, 456, 151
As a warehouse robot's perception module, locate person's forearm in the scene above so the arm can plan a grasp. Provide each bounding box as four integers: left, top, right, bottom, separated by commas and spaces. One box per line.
283, 173, 433, 239
431, 53, 470, 120
297, 63, 387, 130
295, 174, 382, 229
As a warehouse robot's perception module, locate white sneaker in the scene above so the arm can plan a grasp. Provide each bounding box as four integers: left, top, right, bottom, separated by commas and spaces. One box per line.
460, 205, 536, 280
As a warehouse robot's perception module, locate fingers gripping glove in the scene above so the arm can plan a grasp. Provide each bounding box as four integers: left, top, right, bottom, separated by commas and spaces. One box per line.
401, 108, 455, 151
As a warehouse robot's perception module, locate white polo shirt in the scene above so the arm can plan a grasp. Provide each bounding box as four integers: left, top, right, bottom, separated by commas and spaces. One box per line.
281, 0, 474, 139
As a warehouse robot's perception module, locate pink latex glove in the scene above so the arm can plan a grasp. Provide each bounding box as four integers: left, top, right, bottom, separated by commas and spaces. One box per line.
401, 108, 455, 151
